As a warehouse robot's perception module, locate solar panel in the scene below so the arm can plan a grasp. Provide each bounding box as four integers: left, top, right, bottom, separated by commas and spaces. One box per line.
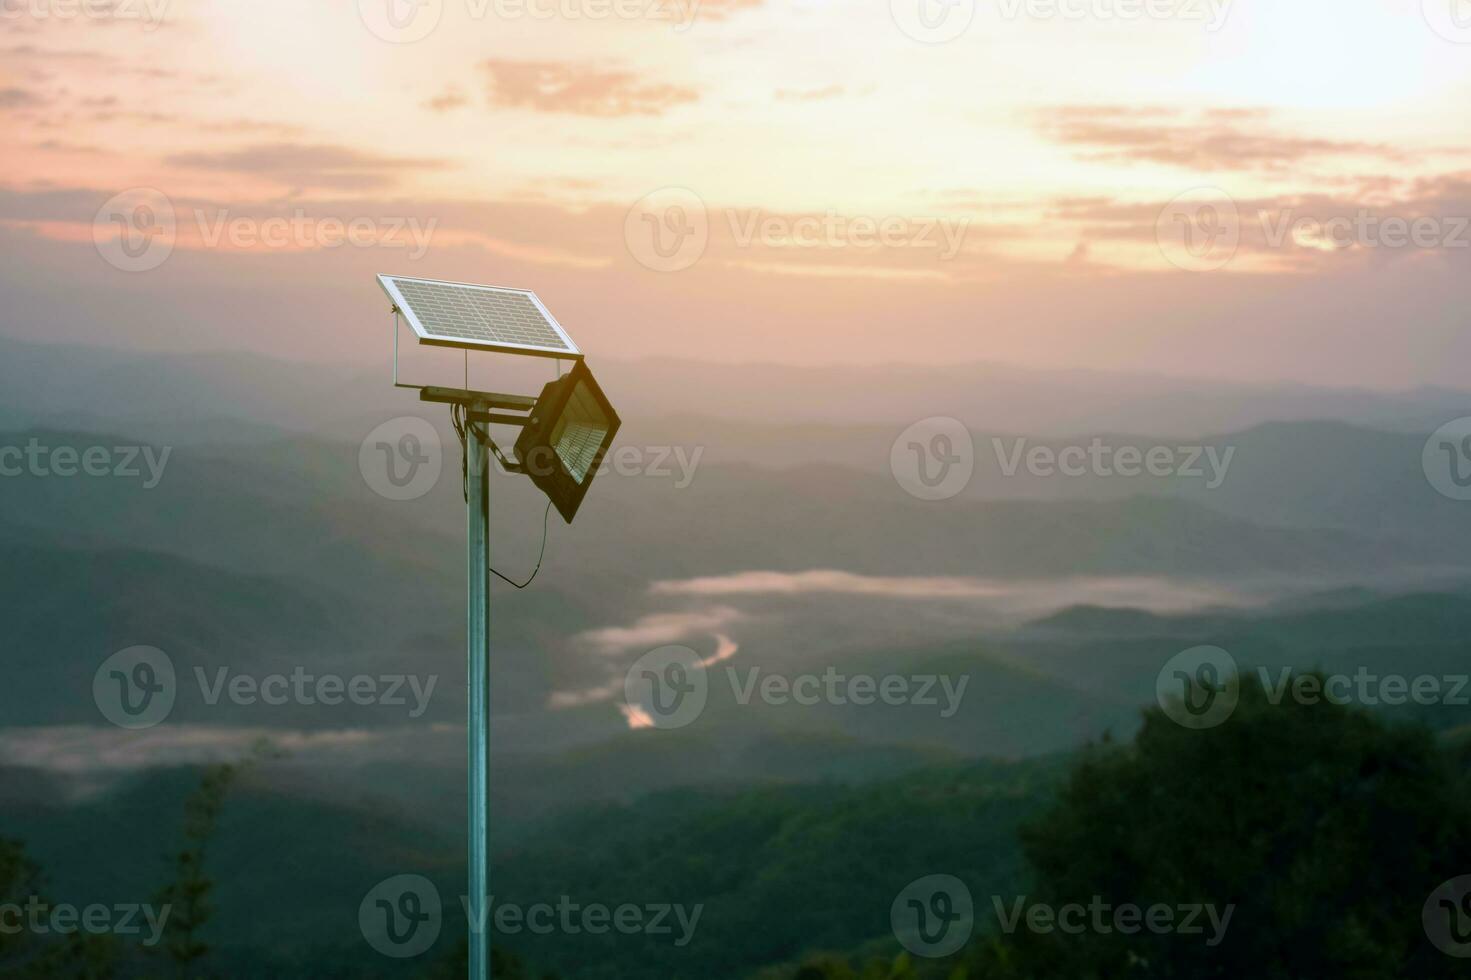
378, 275, 582, 359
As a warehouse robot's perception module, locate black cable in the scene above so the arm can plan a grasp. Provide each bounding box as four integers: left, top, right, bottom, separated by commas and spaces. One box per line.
490, 499, 552, 590
454, 401, 551, 589
452, 402, 468, 503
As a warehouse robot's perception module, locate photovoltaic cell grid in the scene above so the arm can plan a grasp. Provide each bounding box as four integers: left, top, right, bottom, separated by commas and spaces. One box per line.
388, 277, 574, 354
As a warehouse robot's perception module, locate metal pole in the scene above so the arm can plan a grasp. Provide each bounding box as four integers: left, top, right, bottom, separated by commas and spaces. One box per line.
465, 419, 491, 979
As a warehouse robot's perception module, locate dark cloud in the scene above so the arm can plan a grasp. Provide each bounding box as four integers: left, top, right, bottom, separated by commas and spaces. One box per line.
482, 60, 698, 117
0, 87, 46, 109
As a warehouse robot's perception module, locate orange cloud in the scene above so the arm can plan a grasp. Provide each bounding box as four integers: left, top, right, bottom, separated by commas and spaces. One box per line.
164, 143, 446, 190
1036, 106, 1404, 172
775, 85, 845, 102
482, 59, 698, 117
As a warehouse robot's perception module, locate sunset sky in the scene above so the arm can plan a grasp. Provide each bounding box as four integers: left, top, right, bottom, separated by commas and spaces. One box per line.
2, 0, 1469, 385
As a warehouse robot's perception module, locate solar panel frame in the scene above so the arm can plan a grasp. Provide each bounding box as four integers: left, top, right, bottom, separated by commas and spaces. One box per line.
379, 274, 583, 360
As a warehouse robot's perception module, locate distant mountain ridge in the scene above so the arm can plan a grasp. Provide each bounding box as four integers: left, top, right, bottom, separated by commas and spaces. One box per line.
1, 334, 1466, 443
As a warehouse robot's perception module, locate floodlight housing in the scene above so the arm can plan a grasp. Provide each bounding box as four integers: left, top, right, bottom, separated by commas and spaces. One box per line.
515, 360, 621, 524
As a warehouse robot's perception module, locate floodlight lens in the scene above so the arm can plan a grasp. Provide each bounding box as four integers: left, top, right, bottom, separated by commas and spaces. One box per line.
552, 380, 609, 485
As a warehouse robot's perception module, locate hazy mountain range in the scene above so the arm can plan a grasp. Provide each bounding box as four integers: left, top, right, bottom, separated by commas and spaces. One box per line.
2, 335, 1469, 976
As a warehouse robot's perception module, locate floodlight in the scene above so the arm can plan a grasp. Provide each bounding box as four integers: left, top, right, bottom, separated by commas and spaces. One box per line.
515, 360, 621, 524
378, 274, 581, 359
378, 271, 624, 980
